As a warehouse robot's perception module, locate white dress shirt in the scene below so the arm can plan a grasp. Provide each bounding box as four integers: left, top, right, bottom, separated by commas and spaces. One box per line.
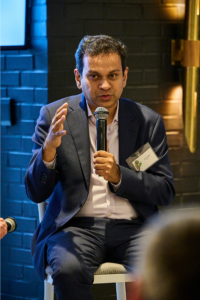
76, 101, 137, 220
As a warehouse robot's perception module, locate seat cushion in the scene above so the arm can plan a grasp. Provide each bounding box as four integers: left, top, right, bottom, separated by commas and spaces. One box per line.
94, 263, 127, 275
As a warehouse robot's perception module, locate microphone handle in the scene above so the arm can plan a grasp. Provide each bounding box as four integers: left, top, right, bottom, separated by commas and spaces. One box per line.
97, 119, 107, 151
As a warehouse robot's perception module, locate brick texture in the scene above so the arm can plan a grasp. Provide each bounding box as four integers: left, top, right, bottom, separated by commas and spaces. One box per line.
1, 1, 200, 300
1, 71, 20, 86
1, 1, 47, 299
1, 55, 5, 69
6, 55, 33, 70
8, 87, 34, 103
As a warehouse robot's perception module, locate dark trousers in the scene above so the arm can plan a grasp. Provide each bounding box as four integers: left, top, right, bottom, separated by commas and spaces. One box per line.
46, 216, 144, 300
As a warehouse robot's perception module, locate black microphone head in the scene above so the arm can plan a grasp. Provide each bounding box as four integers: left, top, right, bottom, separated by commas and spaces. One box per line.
5, 217, 17, 233
94, 107, 109, 120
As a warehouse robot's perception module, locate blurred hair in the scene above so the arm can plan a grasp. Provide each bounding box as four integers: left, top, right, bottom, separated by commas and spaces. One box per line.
75, 35, 127, 75
138, 209, 200, 300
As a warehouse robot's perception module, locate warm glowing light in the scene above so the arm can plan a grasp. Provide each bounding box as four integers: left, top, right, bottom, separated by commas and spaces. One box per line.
168, 85, 183, 100
164, 4, 186, 20
166, 131, 179, 135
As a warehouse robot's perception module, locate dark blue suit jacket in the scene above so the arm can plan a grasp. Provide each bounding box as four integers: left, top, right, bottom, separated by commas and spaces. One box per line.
25, 93, 175, 280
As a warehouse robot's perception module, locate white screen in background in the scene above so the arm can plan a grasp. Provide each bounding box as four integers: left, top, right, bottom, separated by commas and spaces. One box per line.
0, 0, 26, 46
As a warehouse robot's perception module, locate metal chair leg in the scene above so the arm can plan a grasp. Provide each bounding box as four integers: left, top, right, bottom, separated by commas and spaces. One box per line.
116, 282, 127, 300
44, 280, 54, 300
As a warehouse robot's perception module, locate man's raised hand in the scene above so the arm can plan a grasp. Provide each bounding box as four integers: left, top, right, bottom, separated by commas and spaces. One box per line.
43, 103, 68, 162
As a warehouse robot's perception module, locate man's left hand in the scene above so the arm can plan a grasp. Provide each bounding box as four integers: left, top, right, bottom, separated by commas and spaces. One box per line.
93, 151, 120, 184
0, 218, 7, 239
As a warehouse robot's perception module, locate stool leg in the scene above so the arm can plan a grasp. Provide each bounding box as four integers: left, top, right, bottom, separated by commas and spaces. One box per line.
44, 280, 54, 300
116, 282, 127, 300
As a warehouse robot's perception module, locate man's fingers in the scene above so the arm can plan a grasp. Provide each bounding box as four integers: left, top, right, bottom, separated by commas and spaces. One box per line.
93, 157, 107, 164
94, 151, 109, 158
51, 102, 68, 124
95, 169, 109, 177
52, 130, 66, 137
94, 163, 106, 170
52, 108, 67, 125
56, 102, 68, 114
52, 114, 65, 132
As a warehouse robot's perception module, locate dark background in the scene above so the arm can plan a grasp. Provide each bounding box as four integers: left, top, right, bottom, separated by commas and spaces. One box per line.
1, 0, 200, 299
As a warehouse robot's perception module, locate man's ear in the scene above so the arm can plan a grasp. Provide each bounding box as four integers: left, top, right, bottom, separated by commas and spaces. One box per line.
126, 277, 143, 300
74, 69, 82, 89
123, 67, 129, 88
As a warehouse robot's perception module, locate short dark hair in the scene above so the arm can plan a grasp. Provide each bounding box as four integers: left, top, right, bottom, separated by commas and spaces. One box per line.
139, 211, 200, 300
75, 35, 127, 75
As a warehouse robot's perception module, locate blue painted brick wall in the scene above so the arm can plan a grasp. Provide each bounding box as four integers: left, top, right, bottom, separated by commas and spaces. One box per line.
8, 88, 34, 103
35, 88, 48, 103
1, 55, 5, 69
1, 1, 47, 299
7, 120, 35, 135
1, 1, 200, 300
10, 248, 33, 265
8, 184, 29, 200
1, 263, 23, 280
21, 71, 48, 87
1, 71, 20, 86
1, 136, 21, 151
1, 183, 8, 200
3, 232, 23, 247
35, 54, 48, 70
22, 137, 34, 152
1, 87, 7, 97
24, 266, 40, 282
21, 104, 43, 120
8, 152, 33, 168
23, 234, 33, 249
6, 55, 33, 70
23, 202, 38, 218
1, 200, 22, 216
2, 167, 21, 183
10, 280, 38, 298
1, 295, 25, 300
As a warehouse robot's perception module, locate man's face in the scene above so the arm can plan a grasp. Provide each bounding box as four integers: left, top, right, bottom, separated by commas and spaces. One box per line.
75, 53, 128, 115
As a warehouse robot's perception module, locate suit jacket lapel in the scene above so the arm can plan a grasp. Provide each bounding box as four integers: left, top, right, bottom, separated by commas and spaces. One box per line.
65, 94, 90, 190
118, 98, 140, 167
63, 96, 140, 186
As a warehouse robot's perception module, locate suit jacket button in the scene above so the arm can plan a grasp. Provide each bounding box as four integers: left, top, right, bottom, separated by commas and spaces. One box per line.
79, 203, 83, 207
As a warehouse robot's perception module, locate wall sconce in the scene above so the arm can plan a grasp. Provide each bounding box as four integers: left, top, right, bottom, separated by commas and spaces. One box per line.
171, 0, 199, 153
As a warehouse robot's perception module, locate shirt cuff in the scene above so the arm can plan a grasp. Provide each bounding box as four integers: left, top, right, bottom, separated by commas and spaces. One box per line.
43, 156, 56, 170
110, 178, 122, 192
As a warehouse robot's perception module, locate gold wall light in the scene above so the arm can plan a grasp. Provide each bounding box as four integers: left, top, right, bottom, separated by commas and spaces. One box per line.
171, 0, 200, 153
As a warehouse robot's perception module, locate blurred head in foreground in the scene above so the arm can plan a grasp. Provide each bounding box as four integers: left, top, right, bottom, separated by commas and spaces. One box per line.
129, 209, 200, 300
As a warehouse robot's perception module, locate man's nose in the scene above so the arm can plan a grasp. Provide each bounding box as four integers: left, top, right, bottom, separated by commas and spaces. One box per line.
99, 79, 111, 90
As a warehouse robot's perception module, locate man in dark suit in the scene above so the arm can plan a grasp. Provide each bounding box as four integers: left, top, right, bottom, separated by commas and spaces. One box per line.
25, 35, 175, 300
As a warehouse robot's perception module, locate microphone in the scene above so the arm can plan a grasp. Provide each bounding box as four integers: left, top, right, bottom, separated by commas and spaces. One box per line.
94, 107, 109, 151
5, 217, 17, 233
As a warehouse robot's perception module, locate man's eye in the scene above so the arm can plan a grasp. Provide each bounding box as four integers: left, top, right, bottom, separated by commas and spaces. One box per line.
89, 75, 98, 79
110, 74, 118, 78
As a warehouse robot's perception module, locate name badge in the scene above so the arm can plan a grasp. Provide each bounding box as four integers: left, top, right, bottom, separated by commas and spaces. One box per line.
126, 143, 159, 171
